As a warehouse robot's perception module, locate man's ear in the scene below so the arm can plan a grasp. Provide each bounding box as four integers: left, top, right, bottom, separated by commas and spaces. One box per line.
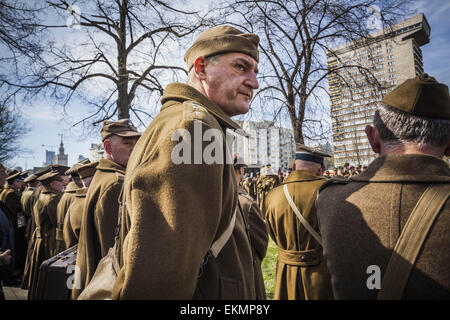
365, 125, 381, 154
103, 139, 112, 154
194, 56, 207, 81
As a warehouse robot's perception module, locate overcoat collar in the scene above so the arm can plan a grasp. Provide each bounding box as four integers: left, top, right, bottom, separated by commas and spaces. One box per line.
160, 82, 242, 131
351, 154, 450, 183
283, 170, 323, 183
97, 158, 125, 175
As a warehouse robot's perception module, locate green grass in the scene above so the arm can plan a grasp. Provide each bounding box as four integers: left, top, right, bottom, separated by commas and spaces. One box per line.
261, 238, 278, 300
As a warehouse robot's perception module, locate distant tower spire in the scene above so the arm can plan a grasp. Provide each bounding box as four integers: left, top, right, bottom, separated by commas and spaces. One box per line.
58, 134, 64, 155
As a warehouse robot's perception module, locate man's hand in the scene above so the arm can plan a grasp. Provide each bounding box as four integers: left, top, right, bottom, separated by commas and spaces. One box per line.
0, 249, 12, 266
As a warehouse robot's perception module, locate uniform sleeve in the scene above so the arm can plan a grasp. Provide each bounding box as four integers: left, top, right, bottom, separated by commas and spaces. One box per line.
94, 183, 122, 256
63, 205, 76, 249
112, 118, 225, 299
248, 202, 268, 262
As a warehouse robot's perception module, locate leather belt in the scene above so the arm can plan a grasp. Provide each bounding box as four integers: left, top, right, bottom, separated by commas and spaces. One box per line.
277, 247, 323, 267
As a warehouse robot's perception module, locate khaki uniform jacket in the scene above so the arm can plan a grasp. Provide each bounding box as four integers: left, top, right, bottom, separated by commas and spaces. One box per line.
238, 186, 268, 300
265, 170, 333, 300
0, 186, 22, 231
27, 186, 62, 299
256, 175, 280, 214
317, 154, 450, 299
72, 158, 125, 299
63, 188, 88, 249
112, 82, 255, 299
21, 187, 36, 240
21, 186, 43, 290
55, 181, 80, 254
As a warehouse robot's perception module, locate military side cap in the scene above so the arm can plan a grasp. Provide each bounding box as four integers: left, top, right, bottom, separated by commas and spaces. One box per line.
381, 73, 450, 119
184, 25, 260, 71
100, 118, 141, 141
65, 158, 91, 176
77, 161, 99, 179
295, 143, 331, 165
37, 170, 63, 182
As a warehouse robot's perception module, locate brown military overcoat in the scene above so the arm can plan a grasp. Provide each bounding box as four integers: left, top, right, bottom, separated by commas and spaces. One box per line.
21, 187, 35, 240
265, 170, 333, 300
317, 154, 450, 299
21, 185, 43, 290
72, 158, 125, 299
63, 188, 87, 249
238, 186, 268, 300
111, 82, 256, 299
55, 181, 80, 254
0, 186, 22, 231
27, 186, 62, 299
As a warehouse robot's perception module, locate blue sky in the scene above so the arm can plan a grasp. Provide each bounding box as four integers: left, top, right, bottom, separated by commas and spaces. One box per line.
9, 0, 450, 170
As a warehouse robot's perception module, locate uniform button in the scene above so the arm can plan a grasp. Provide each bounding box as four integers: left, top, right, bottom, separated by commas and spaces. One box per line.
300, 256, 306, 261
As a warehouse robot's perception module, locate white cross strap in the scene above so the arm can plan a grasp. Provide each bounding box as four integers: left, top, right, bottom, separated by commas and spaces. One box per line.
283, 184, 323, 246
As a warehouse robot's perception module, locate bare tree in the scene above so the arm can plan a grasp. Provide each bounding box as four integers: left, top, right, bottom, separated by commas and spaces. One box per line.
0, 102, 29, 163
1, 0, 207, 127
222, 0, 412, 144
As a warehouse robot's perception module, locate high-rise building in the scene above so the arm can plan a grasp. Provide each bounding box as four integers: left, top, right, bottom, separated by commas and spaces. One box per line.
326, 13, 430, 166
55, 136, 68, 166
232, 120, 296, 172
44, 150, 55, 166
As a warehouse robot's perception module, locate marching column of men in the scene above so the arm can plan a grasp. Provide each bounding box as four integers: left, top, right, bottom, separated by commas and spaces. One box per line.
0, 25, 449, 301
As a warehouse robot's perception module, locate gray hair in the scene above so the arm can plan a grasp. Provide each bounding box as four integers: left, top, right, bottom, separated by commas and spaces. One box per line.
373, 102, 450, 149
187, 54, 223, 85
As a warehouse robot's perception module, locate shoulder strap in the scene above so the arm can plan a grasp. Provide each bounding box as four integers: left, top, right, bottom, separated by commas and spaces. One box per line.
209, 207, 237, 258
377, 184, 450, 300
283, 184, 322, 246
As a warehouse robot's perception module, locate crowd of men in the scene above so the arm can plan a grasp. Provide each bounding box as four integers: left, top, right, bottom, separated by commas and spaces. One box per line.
0, 25, 449, 300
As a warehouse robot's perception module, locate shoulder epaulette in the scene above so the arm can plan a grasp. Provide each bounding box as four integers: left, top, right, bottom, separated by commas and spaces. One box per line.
318, 176, 351, 193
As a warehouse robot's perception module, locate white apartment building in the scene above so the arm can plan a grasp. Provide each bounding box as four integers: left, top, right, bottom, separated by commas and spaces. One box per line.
233, 120, 296, 172
327, 13, 430, 166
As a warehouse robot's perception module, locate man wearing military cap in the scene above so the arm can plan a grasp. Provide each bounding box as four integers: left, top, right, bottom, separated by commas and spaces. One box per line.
21, 174, 40, 247
317, 74, 450, 299
0, 169, 28, 280
55, 159, 90, 254
20, 164, 68, 290
72, 119, 140, 299
264, 144, 333, 300
110, 25, 259, 299
233, 155, 268, 299
27, 168, 66, 299
256, 164, 280, 215
63, 161, 98, 250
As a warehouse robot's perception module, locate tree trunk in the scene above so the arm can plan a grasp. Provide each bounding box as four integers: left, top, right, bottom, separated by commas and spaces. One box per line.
117, 0, 129, 120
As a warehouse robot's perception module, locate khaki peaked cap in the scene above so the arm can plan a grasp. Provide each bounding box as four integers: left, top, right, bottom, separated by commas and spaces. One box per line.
37, 170, 64, 183
77, 161, 99, 179
6, 169, 21, 181
24, 174, 38, 183
381, 73, 450, 119
184, 25, 260, 71
100, 118, 141, 141
65, 158, 91, 176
